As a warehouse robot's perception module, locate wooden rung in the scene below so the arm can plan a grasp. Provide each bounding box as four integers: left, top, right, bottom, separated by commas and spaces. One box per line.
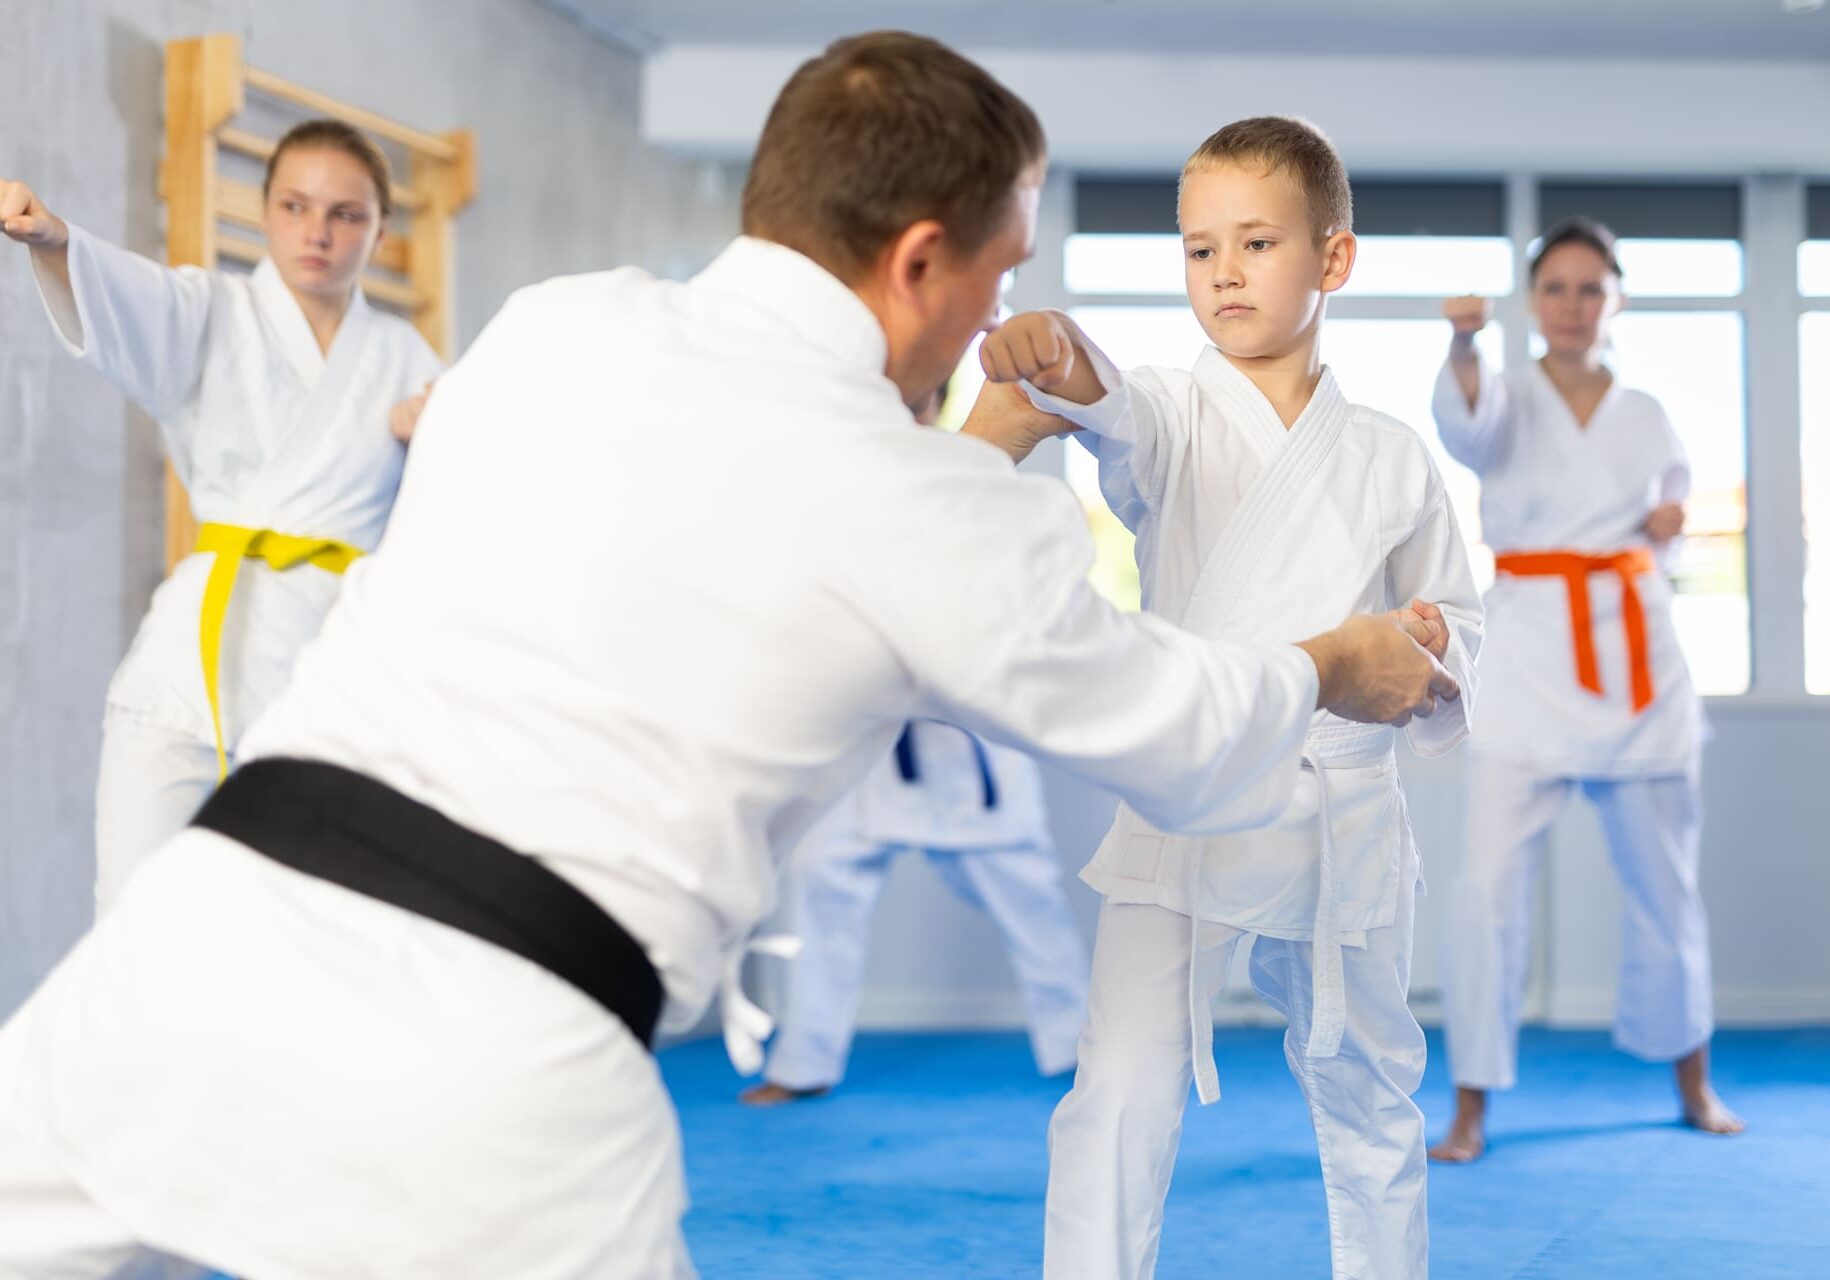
244, 67, 459, 161
218, 124, 426, 211
371, 236, 409, 275
218, 126, 274, 160
212, 177, 410, 274
213, 232, 425, 310
214, 176, 264, 230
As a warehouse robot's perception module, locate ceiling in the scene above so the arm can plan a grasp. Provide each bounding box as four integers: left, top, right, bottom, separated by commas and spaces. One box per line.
552, 0, 1830, 60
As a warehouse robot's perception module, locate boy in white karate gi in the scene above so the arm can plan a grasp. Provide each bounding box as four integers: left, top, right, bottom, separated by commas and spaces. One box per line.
970, 118, 1483, 1279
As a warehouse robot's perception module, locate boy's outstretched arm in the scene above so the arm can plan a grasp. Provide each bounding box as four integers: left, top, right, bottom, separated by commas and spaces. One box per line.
980, 309, 1110, 405
982, 309, 1186, 532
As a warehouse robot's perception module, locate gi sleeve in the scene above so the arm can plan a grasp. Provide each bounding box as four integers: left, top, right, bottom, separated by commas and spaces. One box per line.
1022, 343, 1188, 536
30, 222, 215, 423
1431, 352, 1512, 475
1386, 459, 1484, 758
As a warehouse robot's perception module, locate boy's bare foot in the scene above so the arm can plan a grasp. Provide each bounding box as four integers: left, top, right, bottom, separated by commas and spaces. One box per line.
1428, 1085, 1488, 1163
1676, 1045, 1745, 1135
738, 1082, 830, 1107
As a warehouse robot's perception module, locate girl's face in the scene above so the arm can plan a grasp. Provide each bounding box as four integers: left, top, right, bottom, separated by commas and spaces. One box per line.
1530, 241, 1623, 361
262, 146, 384, 304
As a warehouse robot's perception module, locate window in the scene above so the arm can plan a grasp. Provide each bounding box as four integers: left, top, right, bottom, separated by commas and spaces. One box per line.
1800, 184, 1830, 297
1608, 312, 1750, 695
1064, 233, 1513, 299
1801, 314, 1830, 691
1323, 319, 1502, 586
1060, 306, 1207, 611
1336, 237, 1512, 298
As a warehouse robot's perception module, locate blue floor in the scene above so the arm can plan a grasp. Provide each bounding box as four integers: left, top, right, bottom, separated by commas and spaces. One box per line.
661, 1027, 1830, 1278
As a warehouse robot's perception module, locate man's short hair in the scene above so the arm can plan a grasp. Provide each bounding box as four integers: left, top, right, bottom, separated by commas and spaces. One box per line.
1182, 116, 1352, 242
741, 32, 1046, 281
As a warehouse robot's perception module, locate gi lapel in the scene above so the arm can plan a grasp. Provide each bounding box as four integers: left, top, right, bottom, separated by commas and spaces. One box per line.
1177, 351, 1351, 636
252, 259, 385, 515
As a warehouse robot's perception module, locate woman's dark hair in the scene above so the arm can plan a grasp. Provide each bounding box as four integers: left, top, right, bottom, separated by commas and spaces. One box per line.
1529, 216, 1622, 284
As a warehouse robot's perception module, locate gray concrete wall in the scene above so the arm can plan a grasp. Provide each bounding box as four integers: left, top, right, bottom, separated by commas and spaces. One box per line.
0, 0, 741, 1016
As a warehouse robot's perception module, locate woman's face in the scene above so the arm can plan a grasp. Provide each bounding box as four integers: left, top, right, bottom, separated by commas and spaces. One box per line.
1529, 241, 1623, 361
261, 146, 384, 303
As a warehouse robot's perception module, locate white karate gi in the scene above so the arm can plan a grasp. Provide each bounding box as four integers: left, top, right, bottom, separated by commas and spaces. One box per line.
1432, 356, 1711, 1090
1028, 345, 1483, 1280
0, 238, 1330, 1280
764, 722, 1088, 1091
31, 225, 443, 909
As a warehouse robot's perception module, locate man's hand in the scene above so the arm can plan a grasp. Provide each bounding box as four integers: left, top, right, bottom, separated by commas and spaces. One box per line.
1643, 501, 1685, 544
1296, 613, 1460, 728
1, 179, 68, 249
959, 378, 1077, 464
979, 310, 1106, 405
1393, 598, 1450, 662
389, 380, 435, 444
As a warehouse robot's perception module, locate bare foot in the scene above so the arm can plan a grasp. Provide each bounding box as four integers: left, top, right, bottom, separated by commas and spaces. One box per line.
1682, 1090, 1746, 1135
1675, 1044, 1745, 1135
738, 1082, 830, 1107
1429, 1085, 1488, 1163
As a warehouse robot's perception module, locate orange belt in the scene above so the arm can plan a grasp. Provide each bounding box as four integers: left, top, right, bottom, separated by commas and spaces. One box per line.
1495, 548, 1657, 714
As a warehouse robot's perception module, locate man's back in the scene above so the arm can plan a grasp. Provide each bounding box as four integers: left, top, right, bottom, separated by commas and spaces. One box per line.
241, 238, 1093, 1024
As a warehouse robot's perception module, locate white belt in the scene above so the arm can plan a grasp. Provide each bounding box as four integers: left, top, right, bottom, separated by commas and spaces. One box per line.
721, 932, 802, 1074
1187, 724, 1392, 1105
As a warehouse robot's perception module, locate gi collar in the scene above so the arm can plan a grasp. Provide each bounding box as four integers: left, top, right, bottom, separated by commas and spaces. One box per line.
690, 236, 890, 378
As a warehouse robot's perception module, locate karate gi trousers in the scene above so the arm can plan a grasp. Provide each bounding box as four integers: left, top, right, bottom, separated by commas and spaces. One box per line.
765, 836, 1088, 1090
1442, 752, 1712, 1089
1044, 874, 1426, 1280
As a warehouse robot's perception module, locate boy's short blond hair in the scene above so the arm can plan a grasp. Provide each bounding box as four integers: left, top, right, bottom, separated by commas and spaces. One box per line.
1181, 116, 1352, 242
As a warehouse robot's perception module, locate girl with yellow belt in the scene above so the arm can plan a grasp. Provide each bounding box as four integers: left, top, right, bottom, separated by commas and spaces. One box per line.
3, 119, 442, 911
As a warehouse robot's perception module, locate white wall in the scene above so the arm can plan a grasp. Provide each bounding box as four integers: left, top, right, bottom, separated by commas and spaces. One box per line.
646, 45, 1830, 176
0, 0, 741, 1018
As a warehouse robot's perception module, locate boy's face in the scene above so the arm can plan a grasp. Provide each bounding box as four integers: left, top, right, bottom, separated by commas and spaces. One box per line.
1178, 162, 1354, 360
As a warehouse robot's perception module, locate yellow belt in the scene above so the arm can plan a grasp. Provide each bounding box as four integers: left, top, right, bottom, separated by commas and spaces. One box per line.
194, 522, 364, 780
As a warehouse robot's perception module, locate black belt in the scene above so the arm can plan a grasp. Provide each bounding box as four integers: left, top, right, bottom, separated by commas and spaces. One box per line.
192, 758, 663, 1050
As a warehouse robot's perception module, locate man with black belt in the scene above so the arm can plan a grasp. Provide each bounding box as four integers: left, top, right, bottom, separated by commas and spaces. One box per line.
0, 31, 1457, 1280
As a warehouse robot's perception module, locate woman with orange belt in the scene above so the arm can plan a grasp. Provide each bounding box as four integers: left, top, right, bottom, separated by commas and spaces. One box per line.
1428, 217, 1741, 1162
3, 120, 442, 913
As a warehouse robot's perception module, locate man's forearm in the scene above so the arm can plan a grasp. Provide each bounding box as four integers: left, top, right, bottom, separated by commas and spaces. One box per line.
1293, 632, 1342, 712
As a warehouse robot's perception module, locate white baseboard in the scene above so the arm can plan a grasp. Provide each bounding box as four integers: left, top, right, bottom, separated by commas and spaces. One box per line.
1544, 984, 1830, 1028
850, 985, 1830, 1033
